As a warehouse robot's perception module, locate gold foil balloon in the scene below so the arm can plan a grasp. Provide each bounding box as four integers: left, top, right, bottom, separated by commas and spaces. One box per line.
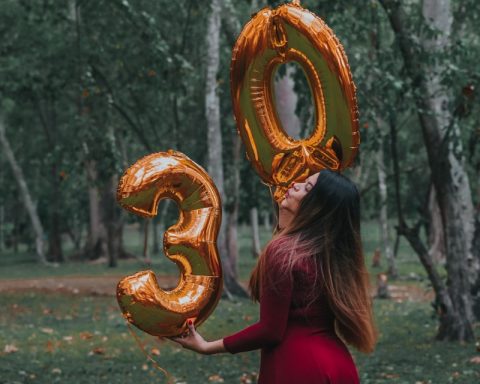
231, 1, 360, 201
116, 150, 223, 337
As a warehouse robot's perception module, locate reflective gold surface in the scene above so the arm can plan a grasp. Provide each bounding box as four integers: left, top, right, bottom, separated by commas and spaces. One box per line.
231, 2, 359, 201
116, 151, 222, 337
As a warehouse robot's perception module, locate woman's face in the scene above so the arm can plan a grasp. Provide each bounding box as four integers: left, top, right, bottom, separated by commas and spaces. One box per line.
280, 172, 320, 214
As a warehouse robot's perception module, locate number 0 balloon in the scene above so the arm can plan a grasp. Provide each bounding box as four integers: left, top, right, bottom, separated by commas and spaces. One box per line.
231, 1, 360, 200
116, 151, 222, 337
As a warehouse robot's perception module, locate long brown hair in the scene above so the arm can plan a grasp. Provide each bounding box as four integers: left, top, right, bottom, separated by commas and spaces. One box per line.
249, 170, 377, 353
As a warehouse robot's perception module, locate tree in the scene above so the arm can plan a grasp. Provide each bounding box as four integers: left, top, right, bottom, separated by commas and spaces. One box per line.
206, 0, 247, 297
379, 0, 475, 341
0, 116, 48, 265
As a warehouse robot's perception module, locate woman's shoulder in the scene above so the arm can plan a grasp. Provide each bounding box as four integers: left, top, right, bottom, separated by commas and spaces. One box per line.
264, 236, 292, 258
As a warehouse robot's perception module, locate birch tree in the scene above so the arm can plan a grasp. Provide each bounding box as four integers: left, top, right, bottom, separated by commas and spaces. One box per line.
206, 0, 247, 297
380, 0, 475, 341
0, 116, 48, 265
375, 128, 397, 277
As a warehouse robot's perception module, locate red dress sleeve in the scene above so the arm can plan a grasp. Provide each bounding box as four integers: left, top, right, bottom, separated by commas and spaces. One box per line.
223, 245, 292, 354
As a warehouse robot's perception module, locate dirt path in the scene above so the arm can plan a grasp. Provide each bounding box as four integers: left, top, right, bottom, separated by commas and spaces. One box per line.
0, 275, 434, 302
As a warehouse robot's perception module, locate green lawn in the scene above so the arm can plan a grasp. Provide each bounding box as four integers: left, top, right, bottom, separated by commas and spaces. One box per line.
0, 221, 477, 383
0, 220, 433, 282
1, 293, 478, 383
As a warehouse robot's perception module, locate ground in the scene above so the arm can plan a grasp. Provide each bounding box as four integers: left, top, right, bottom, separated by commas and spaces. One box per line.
0, 224, 479, 383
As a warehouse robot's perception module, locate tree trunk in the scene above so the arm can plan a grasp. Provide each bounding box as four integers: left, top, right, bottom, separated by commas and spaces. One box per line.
226, 134, 241, 280
47, 163, 64, 262
274, 64, 301, 138
428, 185, 446, 265
375, 127, 397, 277
250, 207, 261, 258
152, 200, 170, 256
151, 215, 160, 254
0, 117, 48, 264
263, 211, 271, 232
206, 0, 247, 297
0, 204, 4, 253
83, 160, 108, 260
380, 0, 475, 341
101, 174, 123, 268
226, 206, 239, 280
473, 211, 480, 319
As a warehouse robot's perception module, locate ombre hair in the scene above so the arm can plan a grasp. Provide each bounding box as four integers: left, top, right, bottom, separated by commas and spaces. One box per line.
249, 169, 377, 353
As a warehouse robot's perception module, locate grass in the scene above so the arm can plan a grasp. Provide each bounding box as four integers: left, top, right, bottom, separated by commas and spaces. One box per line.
0, 220, 477, 383
1, 293, 478, 383
0, 220, 433, 283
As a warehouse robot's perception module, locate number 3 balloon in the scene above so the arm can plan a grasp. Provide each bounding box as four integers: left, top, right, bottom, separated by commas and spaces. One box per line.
231, 1, 360, 200
116, 151, 222, 337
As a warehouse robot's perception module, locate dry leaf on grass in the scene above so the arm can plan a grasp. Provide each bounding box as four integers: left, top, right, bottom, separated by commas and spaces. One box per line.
80, 332, 93, 340
88, 347, 105, 356
150, 347, 160, 356
208, 374, 224, 382
40, 327, 54, 334
4, 344, 18, 354
45, 340, 61, 353
469, 356, 480, 364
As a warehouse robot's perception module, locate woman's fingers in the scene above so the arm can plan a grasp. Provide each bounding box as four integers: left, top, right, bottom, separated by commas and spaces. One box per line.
187, 319, 195, 333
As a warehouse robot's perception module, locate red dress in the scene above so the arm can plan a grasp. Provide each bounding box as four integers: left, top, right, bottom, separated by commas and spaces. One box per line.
223, 243, 360, 384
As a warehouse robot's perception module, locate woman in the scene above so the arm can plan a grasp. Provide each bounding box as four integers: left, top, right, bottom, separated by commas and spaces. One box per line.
169, 170, 377, 383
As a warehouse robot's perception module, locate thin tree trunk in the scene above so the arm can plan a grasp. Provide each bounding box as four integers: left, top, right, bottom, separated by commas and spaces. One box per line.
380, 0, 475, 341
274, 64, 301, 138
152, 200, 170, 256
206, 0, 247, 297
250, 207, 261, 258
263, 211, 271, 232
428, 185, 446, 265
0, 117, 48, 264
375, 127, 397, 277
473, 211, 480, 318
226, 206, 239, 279
47, 162, 64, 262
151, 215, 160, 254
226, 134, 241, 280
83, 160, 107, 260
102, 174, 123, 268
0, 204, 4, 253
0, 163, 4, 253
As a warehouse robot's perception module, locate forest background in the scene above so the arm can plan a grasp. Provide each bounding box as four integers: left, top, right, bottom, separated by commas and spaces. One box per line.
0, 0, 479, 383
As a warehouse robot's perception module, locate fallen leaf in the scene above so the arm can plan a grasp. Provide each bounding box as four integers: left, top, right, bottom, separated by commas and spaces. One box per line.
51, 368, 62, 375
4, 344, 18, 354
62, 336, 73, 342
469, 356, 480, 364
208, 374, 224, 382
151, 347, 160, 356
45, 340, 61, 353
379, 373, 400, 379
142, 364, 148, 371
80, 332, 93, 340
40, 327, 54, 334
89, 347, 105, 355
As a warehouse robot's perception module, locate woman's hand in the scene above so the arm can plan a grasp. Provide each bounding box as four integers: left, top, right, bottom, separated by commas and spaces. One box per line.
166, 320, 210, 355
